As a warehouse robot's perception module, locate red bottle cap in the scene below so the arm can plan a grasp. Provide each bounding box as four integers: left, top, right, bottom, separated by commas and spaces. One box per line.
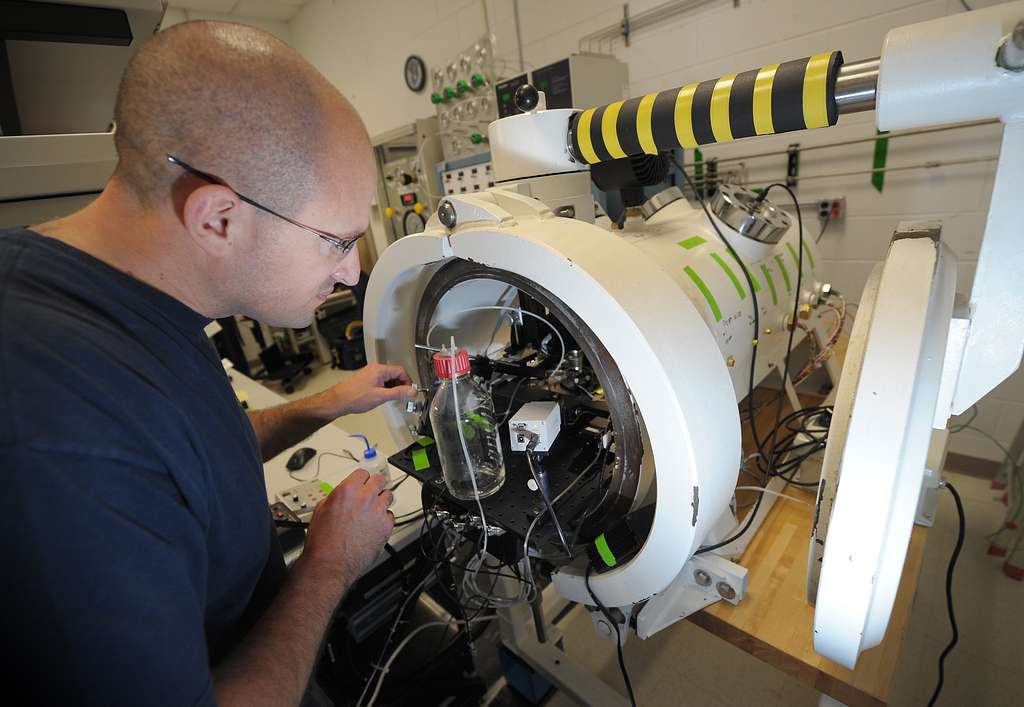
433, 348, 471, 379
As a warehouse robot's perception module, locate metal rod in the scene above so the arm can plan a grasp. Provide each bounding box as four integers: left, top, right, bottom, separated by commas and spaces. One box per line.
579, 0, 718, 50
513, 0, 525, 72
734, 155, 998, 186
684, 118, 997, 167
834, 57, 879, 115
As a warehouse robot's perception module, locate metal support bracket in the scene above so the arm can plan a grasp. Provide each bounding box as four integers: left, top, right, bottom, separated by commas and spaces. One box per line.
636, 553, 748, 639
786, 143, 800, 187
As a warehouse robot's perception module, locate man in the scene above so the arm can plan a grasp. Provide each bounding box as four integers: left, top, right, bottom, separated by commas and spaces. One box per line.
0, 21, 415, 706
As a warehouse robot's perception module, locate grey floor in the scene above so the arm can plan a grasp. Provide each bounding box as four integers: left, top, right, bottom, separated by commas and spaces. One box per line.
280, 363, 1023, 707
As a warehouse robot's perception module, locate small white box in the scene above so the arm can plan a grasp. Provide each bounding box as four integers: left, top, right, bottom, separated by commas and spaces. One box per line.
509, 401, 561, 452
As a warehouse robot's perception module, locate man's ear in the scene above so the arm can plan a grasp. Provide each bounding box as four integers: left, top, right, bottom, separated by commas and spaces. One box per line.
181, 184, 244, 258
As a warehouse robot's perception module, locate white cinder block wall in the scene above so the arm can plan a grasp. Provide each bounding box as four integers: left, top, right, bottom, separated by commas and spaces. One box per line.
286, 0, 1018, 463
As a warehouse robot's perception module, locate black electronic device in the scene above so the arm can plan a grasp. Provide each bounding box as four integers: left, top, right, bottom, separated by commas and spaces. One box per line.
529, 57, 572, 109
495, 73, 529, 117
286, 446, 317, 471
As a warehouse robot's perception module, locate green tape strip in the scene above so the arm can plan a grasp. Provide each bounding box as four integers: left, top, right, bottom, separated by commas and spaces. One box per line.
595, 533, 617, 567
412, 448, 430, 471
684, 265, 722, 322
711, 252, 746, 300
774, 255, 792, 292
801, 240, 816, 270
417, 437, 435, 447
678, 235, 707, 250
761, 264, 778, 306
872, 130, 889, 193
319, 481, 333, 493
730, 252, 760, 292
786, 242, 803, 276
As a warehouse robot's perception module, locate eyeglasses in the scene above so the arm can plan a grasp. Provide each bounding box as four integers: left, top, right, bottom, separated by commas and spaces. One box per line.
165, 154, 360, 256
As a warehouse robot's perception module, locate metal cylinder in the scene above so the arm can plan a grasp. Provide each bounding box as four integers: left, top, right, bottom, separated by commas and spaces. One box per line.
835, 57, 879, 114
568, 51, 844, 165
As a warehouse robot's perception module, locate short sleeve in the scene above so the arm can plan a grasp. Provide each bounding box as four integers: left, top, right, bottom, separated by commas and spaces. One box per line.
0, 444, 217, 707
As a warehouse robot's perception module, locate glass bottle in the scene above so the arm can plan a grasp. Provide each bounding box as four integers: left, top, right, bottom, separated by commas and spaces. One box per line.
428, 348, 505, 500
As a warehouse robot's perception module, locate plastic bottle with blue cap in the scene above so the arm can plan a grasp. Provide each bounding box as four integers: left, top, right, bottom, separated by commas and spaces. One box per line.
350, 434, 390, 484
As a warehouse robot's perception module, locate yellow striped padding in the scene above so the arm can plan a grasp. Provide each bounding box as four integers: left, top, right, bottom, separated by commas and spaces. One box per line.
673, 83, 699, 149
753, 64, 778, 135
636, 92, 659, 155
576, 108, 599, 164
802, 52, 832, 129
601, 100, 627, 159
710, 74, 736, 143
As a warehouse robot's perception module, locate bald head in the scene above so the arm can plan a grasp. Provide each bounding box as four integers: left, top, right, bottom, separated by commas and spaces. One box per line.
112, 21, 368, 212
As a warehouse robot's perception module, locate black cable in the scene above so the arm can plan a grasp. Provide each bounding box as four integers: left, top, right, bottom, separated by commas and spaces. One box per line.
696, 181, 806, 555
401, 209, 427, 237
585, 564, 637, 707
927, 482, 965, 707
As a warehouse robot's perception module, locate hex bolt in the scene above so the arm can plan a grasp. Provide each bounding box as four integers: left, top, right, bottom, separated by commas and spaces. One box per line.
694, 569, 712, 587
716, 581, 737, 600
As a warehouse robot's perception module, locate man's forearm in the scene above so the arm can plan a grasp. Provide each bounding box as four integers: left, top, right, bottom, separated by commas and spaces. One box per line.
214, 554, 352, 707
248, 391, 339, 462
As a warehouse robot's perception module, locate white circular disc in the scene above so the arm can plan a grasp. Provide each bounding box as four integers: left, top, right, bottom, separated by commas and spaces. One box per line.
811, 227, 957, 668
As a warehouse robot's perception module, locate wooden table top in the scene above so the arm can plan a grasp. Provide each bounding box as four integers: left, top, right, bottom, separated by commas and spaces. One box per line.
686, 333, 928, 706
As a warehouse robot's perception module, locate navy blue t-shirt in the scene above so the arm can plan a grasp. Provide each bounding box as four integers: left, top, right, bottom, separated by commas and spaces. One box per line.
0, 228, 286, 705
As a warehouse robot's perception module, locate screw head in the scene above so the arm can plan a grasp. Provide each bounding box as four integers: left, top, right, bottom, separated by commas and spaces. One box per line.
437, 200, 457, 229
694, 569, 712, 587
716, 581, 736, 600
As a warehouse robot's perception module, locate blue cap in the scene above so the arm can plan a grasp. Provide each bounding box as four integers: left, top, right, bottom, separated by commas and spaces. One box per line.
350, 434, 377, 460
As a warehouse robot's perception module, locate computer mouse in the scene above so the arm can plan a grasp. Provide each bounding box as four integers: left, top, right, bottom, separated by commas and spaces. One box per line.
286, 447, 317, 471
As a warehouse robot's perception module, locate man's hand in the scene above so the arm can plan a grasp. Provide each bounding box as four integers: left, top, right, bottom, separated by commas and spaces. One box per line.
327, 363, 416, 416
300, 469, 394, 585
246, 363, 416, 462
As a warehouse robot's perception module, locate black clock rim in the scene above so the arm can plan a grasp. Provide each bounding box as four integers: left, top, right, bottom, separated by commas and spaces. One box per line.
404, 55, 426, 93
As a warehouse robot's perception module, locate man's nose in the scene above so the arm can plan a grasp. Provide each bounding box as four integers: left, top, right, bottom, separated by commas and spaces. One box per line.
334, 251, 361, 286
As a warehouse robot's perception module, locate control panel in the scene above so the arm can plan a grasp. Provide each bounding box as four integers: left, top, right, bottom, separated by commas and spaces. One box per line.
277, 479, 333, 517
496, 73, 529, 118
442, 161, 493, 195
495, 55, 628, 118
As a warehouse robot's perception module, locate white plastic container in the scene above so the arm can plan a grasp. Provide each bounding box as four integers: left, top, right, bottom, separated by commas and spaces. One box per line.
350, 434, 391, 485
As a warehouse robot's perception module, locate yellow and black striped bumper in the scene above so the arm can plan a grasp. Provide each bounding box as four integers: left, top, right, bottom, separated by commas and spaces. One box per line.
569, 51, 844, 164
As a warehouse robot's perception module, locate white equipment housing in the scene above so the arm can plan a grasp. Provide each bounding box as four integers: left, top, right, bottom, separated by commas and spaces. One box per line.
364, 182, 823, 609
365, 0, 1024, 679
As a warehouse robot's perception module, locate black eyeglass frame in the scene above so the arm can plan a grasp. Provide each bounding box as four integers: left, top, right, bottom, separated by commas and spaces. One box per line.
165, 154, 360, 256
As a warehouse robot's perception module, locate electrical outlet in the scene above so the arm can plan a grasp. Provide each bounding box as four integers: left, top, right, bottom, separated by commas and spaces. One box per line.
817, 197, 846, 221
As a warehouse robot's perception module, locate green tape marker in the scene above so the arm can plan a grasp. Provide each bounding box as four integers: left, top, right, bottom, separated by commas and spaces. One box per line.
417, 437, 434, 447
595, 533, 617, 567
801, 241, 816, 270
684, 265, 722, 322
730, 252, 760, 292
872, 130, 889, 193
761, 264, 778, 306
319, 481, 333, 494
678, 235, 707, 250
774, 255, 792, 292
412, 448, 430, 471
711, 252, 746, 300
786, 242, 803, 276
